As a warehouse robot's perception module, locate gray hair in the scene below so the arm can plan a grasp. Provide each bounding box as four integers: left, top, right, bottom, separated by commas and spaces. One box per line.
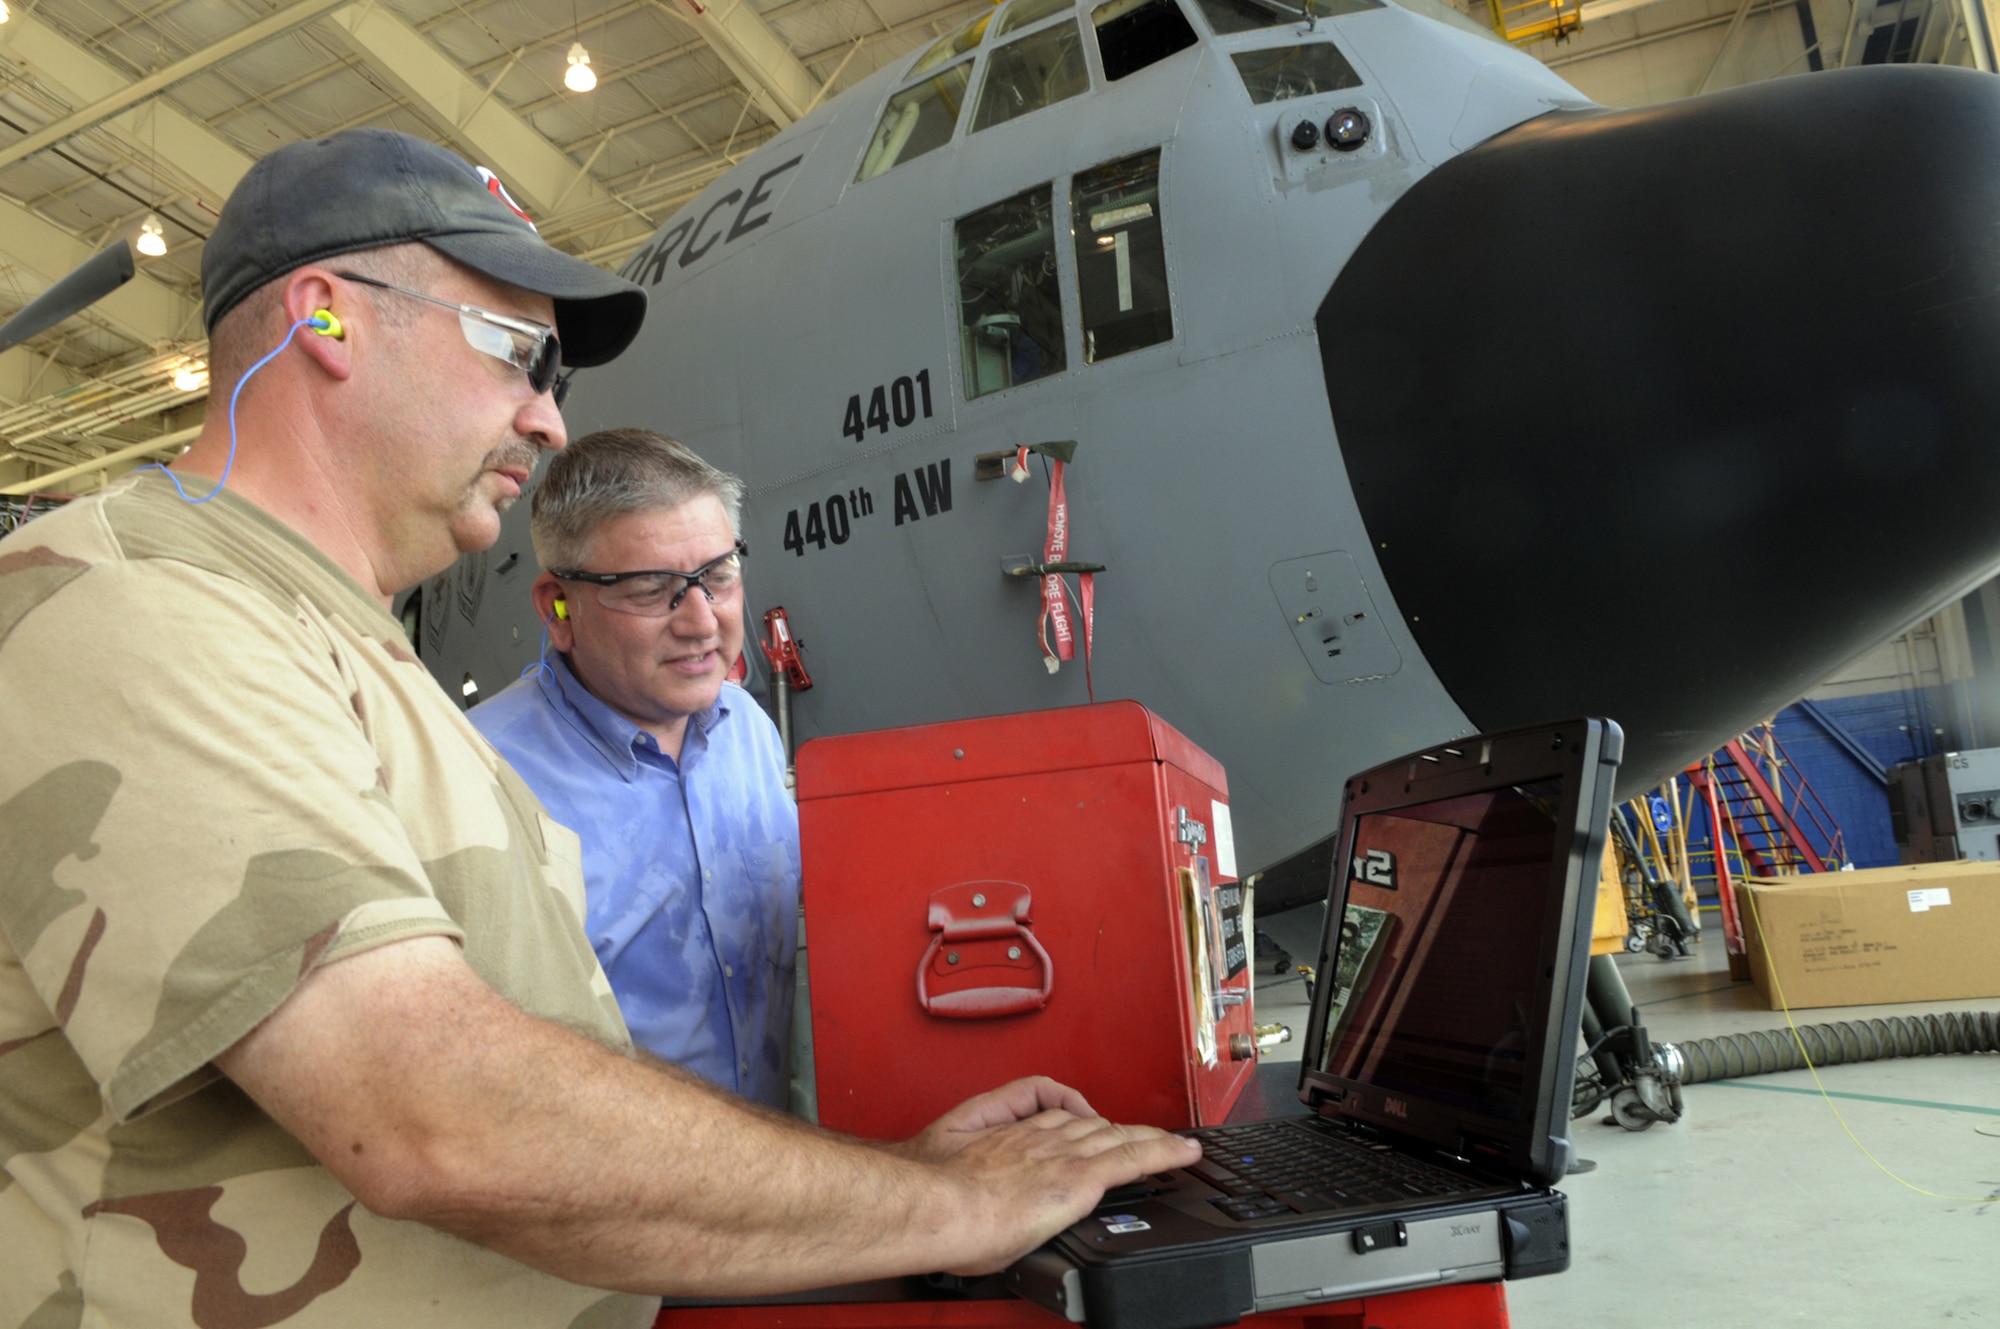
531, 428, 745, 571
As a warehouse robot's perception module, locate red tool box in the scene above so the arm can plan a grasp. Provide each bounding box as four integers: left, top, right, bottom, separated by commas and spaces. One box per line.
652, 1281, 1511, 1328
796, 701, 1258, 1139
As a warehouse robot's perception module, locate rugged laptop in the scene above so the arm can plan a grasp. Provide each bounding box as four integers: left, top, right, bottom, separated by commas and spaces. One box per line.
1007, 717, 1623, 1329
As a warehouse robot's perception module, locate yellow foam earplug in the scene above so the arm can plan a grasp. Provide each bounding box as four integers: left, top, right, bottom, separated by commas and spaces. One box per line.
553, 598, 568, 621
311, 309, 344, 338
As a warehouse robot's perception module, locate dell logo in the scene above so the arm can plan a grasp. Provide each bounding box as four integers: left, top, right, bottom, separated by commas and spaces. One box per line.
1383, 1096, 1408, 1119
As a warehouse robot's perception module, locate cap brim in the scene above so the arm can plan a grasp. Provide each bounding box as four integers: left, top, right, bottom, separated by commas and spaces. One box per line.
428, 231, 647, 369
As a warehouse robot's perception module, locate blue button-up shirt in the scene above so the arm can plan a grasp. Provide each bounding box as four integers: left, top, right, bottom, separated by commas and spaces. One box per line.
470, 656, 799, 1106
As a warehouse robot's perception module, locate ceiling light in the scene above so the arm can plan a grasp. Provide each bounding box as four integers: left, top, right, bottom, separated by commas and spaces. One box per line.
136, 214, 167, 258
0, 1, 12, 24
565, 42, 597, 92
173, 361, 209, 392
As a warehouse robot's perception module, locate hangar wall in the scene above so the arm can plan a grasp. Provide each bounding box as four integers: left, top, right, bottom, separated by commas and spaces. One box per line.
1725, 587, 2000, 871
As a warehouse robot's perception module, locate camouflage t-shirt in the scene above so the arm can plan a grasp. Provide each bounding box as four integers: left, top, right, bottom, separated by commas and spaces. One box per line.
0, 473, 655, 1329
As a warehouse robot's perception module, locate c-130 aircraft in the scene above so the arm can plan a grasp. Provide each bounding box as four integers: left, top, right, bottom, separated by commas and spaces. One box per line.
420, 0, 2000, 906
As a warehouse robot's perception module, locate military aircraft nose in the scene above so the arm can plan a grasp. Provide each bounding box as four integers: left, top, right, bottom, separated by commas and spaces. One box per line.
1319, 65, 2000, 795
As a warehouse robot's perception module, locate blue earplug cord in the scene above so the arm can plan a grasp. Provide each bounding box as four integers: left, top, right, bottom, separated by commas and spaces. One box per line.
153, 315, 329, 505
521, 612, 558, 683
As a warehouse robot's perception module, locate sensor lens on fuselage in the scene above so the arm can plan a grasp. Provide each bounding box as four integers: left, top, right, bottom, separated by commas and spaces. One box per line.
1327, 107, 1371, 151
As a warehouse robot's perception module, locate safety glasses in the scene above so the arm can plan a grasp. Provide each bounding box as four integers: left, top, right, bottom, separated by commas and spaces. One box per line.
336, 271, 571, 406
551, 541, 749, 617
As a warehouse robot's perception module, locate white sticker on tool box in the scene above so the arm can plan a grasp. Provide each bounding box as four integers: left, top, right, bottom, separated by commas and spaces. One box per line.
1212, 800, 1237, 878
1104, 1221, 1152, 1234
1908, 887, 1952, 912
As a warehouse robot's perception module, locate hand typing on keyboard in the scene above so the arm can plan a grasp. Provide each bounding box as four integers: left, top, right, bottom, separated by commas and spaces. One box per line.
888, 1076, 1204, 1274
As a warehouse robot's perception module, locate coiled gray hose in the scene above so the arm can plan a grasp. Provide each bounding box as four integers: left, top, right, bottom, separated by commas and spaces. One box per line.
1675, 1010, 2000, 1084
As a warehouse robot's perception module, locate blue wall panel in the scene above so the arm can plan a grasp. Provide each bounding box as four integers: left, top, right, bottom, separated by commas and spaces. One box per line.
1772, 702, 1898, 868
1802, 689, 1953, 771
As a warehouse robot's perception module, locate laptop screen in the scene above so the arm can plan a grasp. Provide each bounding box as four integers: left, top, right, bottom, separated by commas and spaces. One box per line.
1311, 778, 1565, 1123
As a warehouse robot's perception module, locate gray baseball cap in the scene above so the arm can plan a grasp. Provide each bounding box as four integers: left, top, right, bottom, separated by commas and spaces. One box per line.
201, 128, 646, 368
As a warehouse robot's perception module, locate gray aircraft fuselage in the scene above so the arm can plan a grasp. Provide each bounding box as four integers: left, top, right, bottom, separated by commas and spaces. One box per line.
421, 0, 2000, 893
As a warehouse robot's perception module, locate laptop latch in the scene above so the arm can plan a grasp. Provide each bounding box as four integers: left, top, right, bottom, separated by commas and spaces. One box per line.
1351, 1220, 1408, 1255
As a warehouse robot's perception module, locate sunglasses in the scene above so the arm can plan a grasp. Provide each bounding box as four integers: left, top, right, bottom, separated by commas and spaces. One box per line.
551, 541, 750, 617
336, 271, 573, 406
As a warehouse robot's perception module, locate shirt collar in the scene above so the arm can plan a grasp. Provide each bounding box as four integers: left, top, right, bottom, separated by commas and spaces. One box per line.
539, 653, 731, 777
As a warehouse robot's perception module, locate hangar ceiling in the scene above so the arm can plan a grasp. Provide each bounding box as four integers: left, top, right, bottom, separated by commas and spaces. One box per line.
0, 0, 1991, 493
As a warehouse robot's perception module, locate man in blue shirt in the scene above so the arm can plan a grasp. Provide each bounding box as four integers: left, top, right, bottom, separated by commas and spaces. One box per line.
471, 428, 799, 1107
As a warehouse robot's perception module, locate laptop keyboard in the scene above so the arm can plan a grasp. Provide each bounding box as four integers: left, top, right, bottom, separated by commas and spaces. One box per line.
1186, 1119, 1484, 1222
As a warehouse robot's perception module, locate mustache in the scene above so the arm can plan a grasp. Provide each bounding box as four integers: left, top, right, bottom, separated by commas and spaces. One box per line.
482, 440, 542, 475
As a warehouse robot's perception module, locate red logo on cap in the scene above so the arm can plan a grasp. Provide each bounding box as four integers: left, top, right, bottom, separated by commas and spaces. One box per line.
476, 166, 537, 232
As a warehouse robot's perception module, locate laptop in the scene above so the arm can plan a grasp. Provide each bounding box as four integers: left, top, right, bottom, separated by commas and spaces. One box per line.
1007, 717, 1622, 1329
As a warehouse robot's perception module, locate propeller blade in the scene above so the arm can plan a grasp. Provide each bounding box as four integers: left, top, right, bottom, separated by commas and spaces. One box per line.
0, 240, 137, 354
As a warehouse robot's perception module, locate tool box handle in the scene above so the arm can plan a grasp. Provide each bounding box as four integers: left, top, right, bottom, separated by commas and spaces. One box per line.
918, 881, 1055, 1018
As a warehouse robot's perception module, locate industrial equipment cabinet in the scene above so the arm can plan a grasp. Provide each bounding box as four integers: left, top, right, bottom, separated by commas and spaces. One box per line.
797, 701, 1257, 1138
1889, 746, 2000, 862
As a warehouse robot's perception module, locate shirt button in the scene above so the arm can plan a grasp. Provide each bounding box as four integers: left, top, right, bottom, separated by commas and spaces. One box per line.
704, 869, 713, 882
724, 963, 735, 978
741, 1060, 750, 1074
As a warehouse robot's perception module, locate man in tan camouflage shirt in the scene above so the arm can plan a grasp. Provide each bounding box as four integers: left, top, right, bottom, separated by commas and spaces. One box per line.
0, 129, 1200, 1329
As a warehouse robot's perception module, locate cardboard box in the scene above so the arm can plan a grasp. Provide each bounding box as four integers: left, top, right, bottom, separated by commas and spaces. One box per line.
1734, 860, 2000, 1010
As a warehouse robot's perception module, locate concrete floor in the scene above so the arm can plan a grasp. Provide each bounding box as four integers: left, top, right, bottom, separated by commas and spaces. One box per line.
1250, 903, 2000, 1329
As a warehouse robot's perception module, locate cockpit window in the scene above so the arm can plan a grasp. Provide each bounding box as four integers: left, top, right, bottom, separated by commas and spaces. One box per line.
972, 21, 1090, 133
1193, 0, 1379, 35
856, 62, 973, 182
1091, 0, 1198, 81
1072, 149, 1172, 362
998, 0, 1078, 36
956, 185, 1068, 399
911, 12, 996, 77
1229, 42, 1362, 103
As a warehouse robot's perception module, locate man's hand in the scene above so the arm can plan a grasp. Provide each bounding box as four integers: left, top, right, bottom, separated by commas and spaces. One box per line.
910, 1082, 1204, 1275
898, 1076, 1101, 1162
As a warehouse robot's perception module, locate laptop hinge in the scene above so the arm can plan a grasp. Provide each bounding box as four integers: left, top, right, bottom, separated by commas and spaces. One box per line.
1458, 1132, 1511, 1162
